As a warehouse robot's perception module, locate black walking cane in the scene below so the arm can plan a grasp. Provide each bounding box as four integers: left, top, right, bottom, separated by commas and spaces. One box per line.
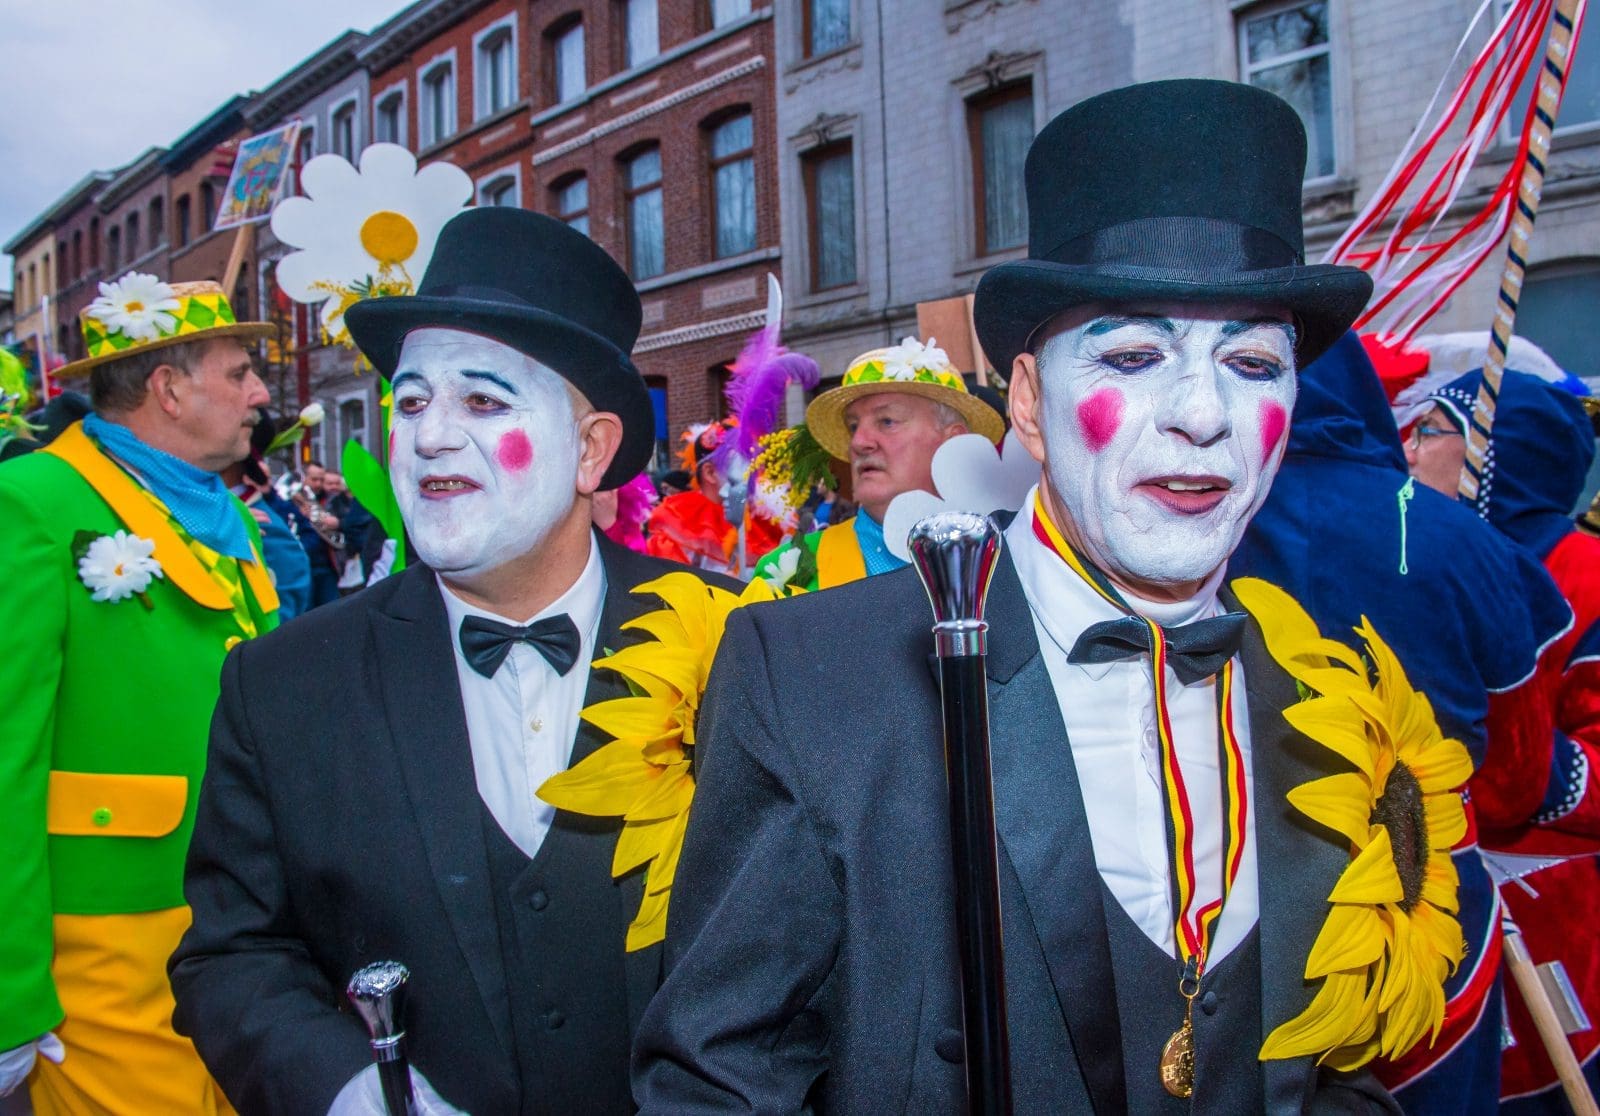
908, 512, 1011, 1116
347, 961, 418, 1116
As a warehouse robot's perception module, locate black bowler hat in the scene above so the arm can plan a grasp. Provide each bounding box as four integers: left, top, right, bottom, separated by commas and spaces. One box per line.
973, 79, 1372, 374
345, 207, 652, 490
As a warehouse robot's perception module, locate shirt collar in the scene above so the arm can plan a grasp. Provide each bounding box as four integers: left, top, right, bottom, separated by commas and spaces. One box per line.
438, 533, 607, 651
1006, 486, 1226, 681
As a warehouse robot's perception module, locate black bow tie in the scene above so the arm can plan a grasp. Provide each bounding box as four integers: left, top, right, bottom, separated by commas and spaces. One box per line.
458, 614, 582, 679
1067, 612, 1247, 686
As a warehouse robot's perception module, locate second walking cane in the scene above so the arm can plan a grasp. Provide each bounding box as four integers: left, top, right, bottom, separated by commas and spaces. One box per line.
908, 511, 1011, 1116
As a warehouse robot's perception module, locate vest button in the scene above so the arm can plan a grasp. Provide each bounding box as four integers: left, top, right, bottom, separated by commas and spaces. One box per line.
529, 889, 549, 911
92, 807, 113, 827
934, 1029, 964, 1063
1200, 990, 1219, 1016
545, 1009, 565, 1030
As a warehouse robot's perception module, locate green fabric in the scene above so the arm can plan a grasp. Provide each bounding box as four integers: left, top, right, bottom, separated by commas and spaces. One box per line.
753, 527, 825, 591
0, 450, 276, 1048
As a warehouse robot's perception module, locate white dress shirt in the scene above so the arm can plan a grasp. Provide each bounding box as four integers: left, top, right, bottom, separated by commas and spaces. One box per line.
439, 538, 606, 860
1006, 491, 1260, 964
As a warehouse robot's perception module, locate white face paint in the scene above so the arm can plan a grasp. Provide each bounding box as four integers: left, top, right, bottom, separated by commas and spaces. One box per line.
1034, 307, 1297, 592
390, 328, 581, 579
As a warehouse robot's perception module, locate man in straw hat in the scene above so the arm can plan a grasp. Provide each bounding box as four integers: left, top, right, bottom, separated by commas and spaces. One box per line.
169, 207, 733, 1115
0, 271, 279, 1113
636, 79, 1453, 1112
753, 336, 1003, 590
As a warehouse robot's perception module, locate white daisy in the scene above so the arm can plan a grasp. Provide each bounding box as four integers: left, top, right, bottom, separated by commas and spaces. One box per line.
883, 430, 1040, 561
760, 546, 802, 589
879, 336, 952, 381
86, 273, 181, 343
78, 531, 165, 603
272, 143, 473, 341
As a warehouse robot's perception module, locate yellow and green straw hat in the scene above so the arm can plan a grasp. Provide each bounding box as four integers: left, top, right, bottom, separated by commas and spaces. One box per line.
804, 336, 1004, 460
57, 271, 273, 379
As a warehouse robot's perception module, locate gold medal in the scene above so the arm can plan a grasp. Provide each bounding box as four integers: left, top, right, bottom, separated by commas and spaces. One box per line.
1159, 1017, 1195, 1098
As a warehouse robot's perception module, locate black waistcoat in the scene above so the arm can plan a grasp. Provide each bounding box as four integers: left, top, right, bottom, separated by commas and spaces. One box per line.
1100, 883, 1265, 1115
480, 799, 635, 1116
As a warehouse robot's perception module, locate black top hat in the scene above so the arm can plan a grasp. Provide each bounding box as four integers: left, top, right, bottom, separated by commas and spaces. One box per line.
345, 207, 652, 490
973, 79, 1372, 374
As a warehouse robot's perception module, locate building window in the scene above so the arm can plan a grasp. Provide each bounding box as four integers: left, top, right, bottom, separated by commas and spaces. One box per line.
340, 397, 368, 448
475, 22, 517, 119
294, 125, 316, 192
709, 111, 756, 258
623, 0, 659, 69
479, 174, 519, 207
201, 182, 217, 233
967, 81, 1032, 256
1240, 0, 1335, 180
71, 231, 83, 278
331, 101, 357, 159
804, 141, 856, 290
374, 89, 405, 145
148, 198, 163, 249
624, 146, 665, 280
552, 19, 586, 103
126, 214, 140, 262
710, 0, 750, 27
554, 174, 590, 236
803, 0, 851, 58
176, 195, 192, 248
421, 60, 457, 147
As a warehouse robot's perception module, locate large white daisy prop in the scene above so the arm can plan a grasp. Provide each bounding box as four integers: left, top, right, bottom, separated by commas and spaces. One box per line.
78, 531, 164, 603
86, 273, 181, 343
883, 429, 1039, 562
272, 143, 472, 347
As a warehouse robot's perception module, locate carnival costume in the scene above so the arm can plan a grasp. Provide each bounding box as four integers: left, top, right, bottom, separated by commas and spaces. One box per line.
1233, 333, 1575, 1113
169, 209, 735, 1114
0, 278, 278, 1114
753, 339, 1003, 590
1425, 369, 1600, 1112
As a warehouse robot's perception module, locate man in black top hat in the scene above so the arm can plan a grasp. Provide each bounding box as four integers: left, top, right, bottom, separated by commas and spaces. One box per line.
635, 81, 1429, 1113
169, 208, 732, 1115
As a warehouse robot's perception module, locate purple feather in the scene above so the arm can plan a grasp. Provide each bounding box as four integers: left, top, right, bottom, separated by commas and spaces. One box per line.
707, 325, 820, 480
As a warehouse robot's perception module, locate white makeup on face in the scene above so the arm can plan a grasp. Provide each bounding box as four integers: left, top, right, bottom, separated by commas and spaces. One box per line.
390, 328, 581, 579
1034, 308, 1297, 592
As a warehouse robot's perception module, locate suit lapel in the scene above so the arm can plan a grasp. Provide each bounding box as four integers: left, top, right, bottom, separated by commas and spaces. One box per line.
371, 564, 516, 1061
1229, 585, 1344, 1114
984, 554, 1129, 1115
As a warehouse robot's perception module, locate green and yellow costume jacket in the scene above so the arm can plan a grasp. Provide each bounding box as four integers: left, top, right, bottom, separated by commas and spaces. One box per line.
752, 518, 867, 591
0, 422, 278, 1050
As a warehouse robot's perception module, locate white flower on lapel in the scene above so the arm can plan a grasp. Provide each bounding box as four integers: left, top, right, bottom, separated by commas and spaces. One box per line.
760, 546, 802, 589
78, 531, 164, 602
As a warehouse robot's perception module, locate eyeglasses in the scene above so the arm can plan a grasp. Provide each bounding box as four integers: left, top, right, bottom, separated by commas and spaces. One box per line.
1408, 423, 1464, 449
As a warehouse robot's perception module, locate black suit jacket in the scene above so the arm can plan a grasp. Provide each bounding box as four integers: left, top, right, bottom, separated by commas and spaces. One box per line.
171, 534, 730, 1116
633, 551, 1400, 1114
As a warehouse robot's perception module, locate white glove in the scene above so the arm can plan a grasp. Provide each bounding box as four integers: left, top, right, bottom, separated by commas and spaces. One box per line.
0, 1033, 65, 1096
327, 1063, 465, 1115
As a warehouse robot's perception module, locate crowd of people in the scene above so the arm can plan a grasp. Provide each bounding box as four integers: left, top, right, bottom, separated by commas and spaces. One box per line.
1, 76, 1598, 1116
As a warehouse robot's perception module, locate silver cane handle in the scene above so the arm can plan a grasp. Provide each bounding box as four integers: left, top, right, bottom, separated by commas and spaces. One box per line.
907, 512, 1003, 658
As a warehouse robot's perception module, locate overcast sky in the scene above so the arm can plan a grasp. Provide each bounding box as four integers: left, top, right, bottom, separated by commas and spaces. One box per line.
0, 0, 405, 281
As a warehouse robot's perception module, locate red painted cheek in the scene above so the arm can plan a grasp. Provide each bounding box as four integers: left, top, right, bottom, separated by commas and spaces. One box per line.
1076, 388, 1124, 453
495, 429, 534, 473
386, 428, 396, 461
1259, 401, 1288, 466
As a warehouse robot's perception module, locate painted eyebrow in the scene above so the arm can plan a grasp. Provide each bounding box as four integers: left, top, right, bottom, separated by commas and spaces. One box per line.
390, 371, 425, 390
1219, 318, 1298, 345
461, 370, 519, 395
1083, 315, 1177, 337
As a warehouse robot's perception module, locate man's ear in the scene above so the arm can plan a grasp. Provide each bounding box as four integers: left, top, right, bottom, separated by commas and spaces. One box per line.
576, 411, 624, 496
1009, 353, 1047, 466
145, 361, 187, 419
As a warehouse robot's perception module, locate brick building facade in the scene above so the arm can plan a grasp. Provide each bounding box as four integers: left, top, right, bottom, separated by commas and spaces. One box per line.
48, 172, 115, 363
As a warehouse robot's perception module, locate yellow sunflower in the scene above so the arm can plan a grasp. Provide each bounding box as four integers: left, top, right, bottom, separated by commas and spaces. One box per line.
1233, 578, 1473, 1071
538, 572, 790, 950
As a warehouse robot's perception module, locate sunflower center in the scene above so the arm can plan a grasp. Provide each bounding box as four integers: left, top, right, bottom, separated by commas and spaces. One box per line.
359, 211, 420, 266
1372, 760, 1428, 912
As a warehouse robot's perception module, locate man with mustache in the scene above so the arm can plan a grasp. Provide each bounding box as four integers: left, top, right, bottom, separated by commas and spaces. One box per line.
635, 81, 1439, 1112
0, 273, 277, 1113
169, 208, 730, 1115
753, 337, 1002, 590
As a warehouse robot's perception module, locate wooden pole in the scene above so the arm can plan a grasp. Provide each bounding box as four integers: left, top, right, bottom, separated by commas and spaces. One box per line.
1460, 0, 1587, 501
221, 222, 256, 300
1503, 926, 1600, 1115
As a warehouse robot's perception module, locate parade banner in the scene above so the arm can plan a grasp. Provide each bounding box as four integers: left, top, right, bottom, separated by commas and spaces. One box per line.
215, 121, 302, 229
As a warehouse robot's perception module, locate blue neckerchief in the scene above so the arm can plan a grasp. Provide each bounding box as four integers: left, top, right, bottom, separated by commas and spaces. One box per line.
83, 413, 254, 561
853, 512, 908, 576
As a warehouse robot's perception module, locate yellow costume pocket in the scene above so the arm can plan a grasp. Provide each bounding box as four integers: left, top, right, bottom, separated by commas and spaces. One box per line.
46, 771, 188, 838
